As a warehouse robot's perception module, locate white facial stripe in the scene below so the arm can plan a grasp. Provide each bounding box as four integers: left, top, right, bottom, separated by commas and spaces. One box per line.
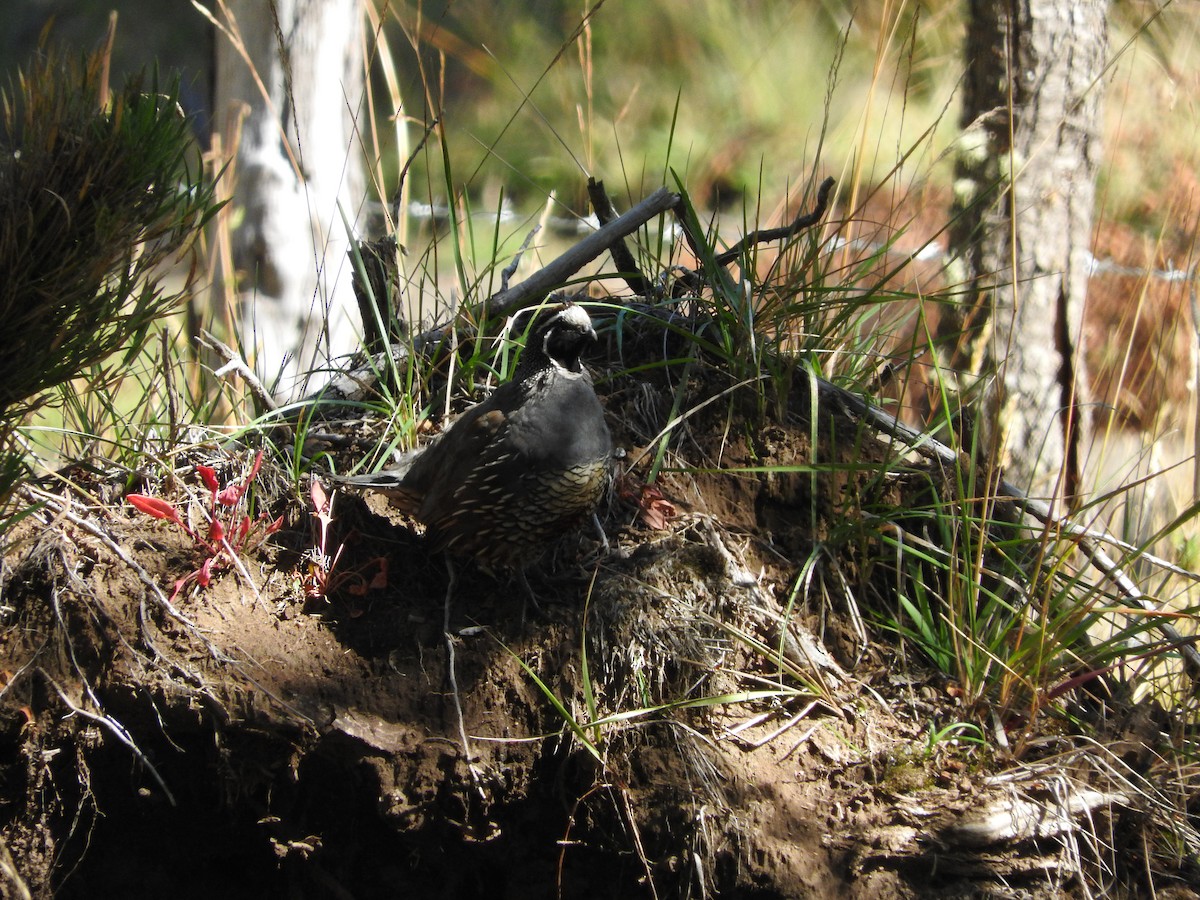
555, 304, 593, 331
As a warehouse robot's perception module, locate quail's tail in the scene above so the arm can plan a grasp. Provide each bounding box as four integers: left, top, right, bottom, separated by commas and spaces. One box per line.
328, 442, 424, 487
326, 462, 425, 517
329, 469, 409, 490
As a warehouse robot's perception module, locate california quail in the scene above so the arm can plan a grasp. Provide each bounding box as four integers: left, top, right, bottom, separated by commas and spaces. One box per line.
336, 302, 612, 568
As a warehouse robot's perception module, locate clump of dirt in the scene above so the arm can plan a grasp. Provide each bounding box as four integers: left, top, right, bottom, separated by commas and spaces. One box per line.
0, 338, 1180, 900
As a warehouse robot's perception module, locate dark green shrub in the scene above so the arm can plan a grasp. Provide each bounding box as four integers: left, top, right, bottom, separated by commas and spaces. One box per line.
0, 44, 220, 417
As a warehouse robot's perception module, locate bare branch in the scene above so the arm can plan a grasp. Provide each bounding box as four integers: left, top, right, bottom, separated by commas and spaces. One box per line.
484, 186, 679, 316
714, 176, 836, 268
500, 226, 541, 293
199, 330, 283, 414
587, 177, 654, 298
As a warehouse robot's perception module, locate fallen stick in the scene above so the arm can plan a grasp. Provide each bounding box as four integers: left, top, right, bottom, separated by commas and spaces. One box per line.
483, 186, 679, 316
303, 187, 681, 408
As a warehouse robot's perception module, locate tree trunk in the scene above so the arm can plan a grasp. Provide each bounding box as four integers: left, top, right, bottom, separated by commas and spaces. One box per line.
943, 0, 1107, 508
213, 0, 366, 397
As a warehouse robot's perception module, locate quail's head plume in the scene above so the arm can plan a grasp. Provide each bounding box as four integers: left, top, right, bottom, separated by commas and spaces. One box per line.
335, 302, 612, 568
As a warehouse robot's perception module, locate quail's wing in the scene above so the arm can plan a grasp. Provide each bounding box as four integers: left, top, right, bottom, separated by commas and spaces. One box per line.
407, 391, 518, 521
331, 384, 515, 509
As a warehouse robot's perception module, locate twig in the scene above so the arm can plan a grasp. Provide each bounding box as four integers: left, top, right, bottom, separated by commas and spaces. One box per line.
298, 188, 679, 412
302, 343, 412, 407
757, 702, 822, 749
587, 177, 654, 298
484, 186, 679, 316
41, 668, 177, 806
218, 531, 265, 606
617, 786, 662, 900
0, 644, 47, 704
1014, 493, 1200, 675
713, 175, 836, 268
500, 226, 541, 292
198, 329, 283, 415
349, 235, 403, 353
161, 327, 180, 447
25, 486, 203, 633
443, 557, 483, 788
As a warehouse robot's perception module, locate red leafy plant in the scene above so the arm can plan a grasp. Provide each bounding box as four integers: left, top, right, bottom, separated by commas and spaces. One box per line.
127, 450, 283, 602
617, 475, 678, 530
304, 478, 387, 603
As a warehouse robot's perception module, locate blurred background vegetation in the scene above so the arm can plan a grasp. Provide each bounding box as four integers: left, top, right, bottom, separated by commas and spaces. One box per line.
4, 0, 1194, 233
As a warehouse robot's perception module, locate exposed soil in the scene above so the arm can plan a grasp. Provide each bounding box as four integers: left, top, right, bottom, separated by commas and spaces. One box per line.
0, 344, 1180, 900
3, 192, 1199, 897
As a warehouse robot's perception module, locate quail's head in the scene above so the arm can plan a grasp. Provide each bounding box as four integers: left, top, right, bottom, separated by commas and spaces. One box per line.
515, 301, 598, 375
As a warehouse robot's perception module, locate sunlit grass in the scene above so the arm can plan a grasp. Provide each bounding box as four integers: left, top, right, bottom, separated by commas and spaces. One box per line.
7, 3, 1200, 891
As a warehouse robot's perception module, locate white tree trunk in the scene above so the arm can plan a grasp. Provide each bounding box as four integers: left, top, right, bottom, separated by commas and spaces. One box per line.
213, 0, 365, 397
946, 0, 1107, 508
